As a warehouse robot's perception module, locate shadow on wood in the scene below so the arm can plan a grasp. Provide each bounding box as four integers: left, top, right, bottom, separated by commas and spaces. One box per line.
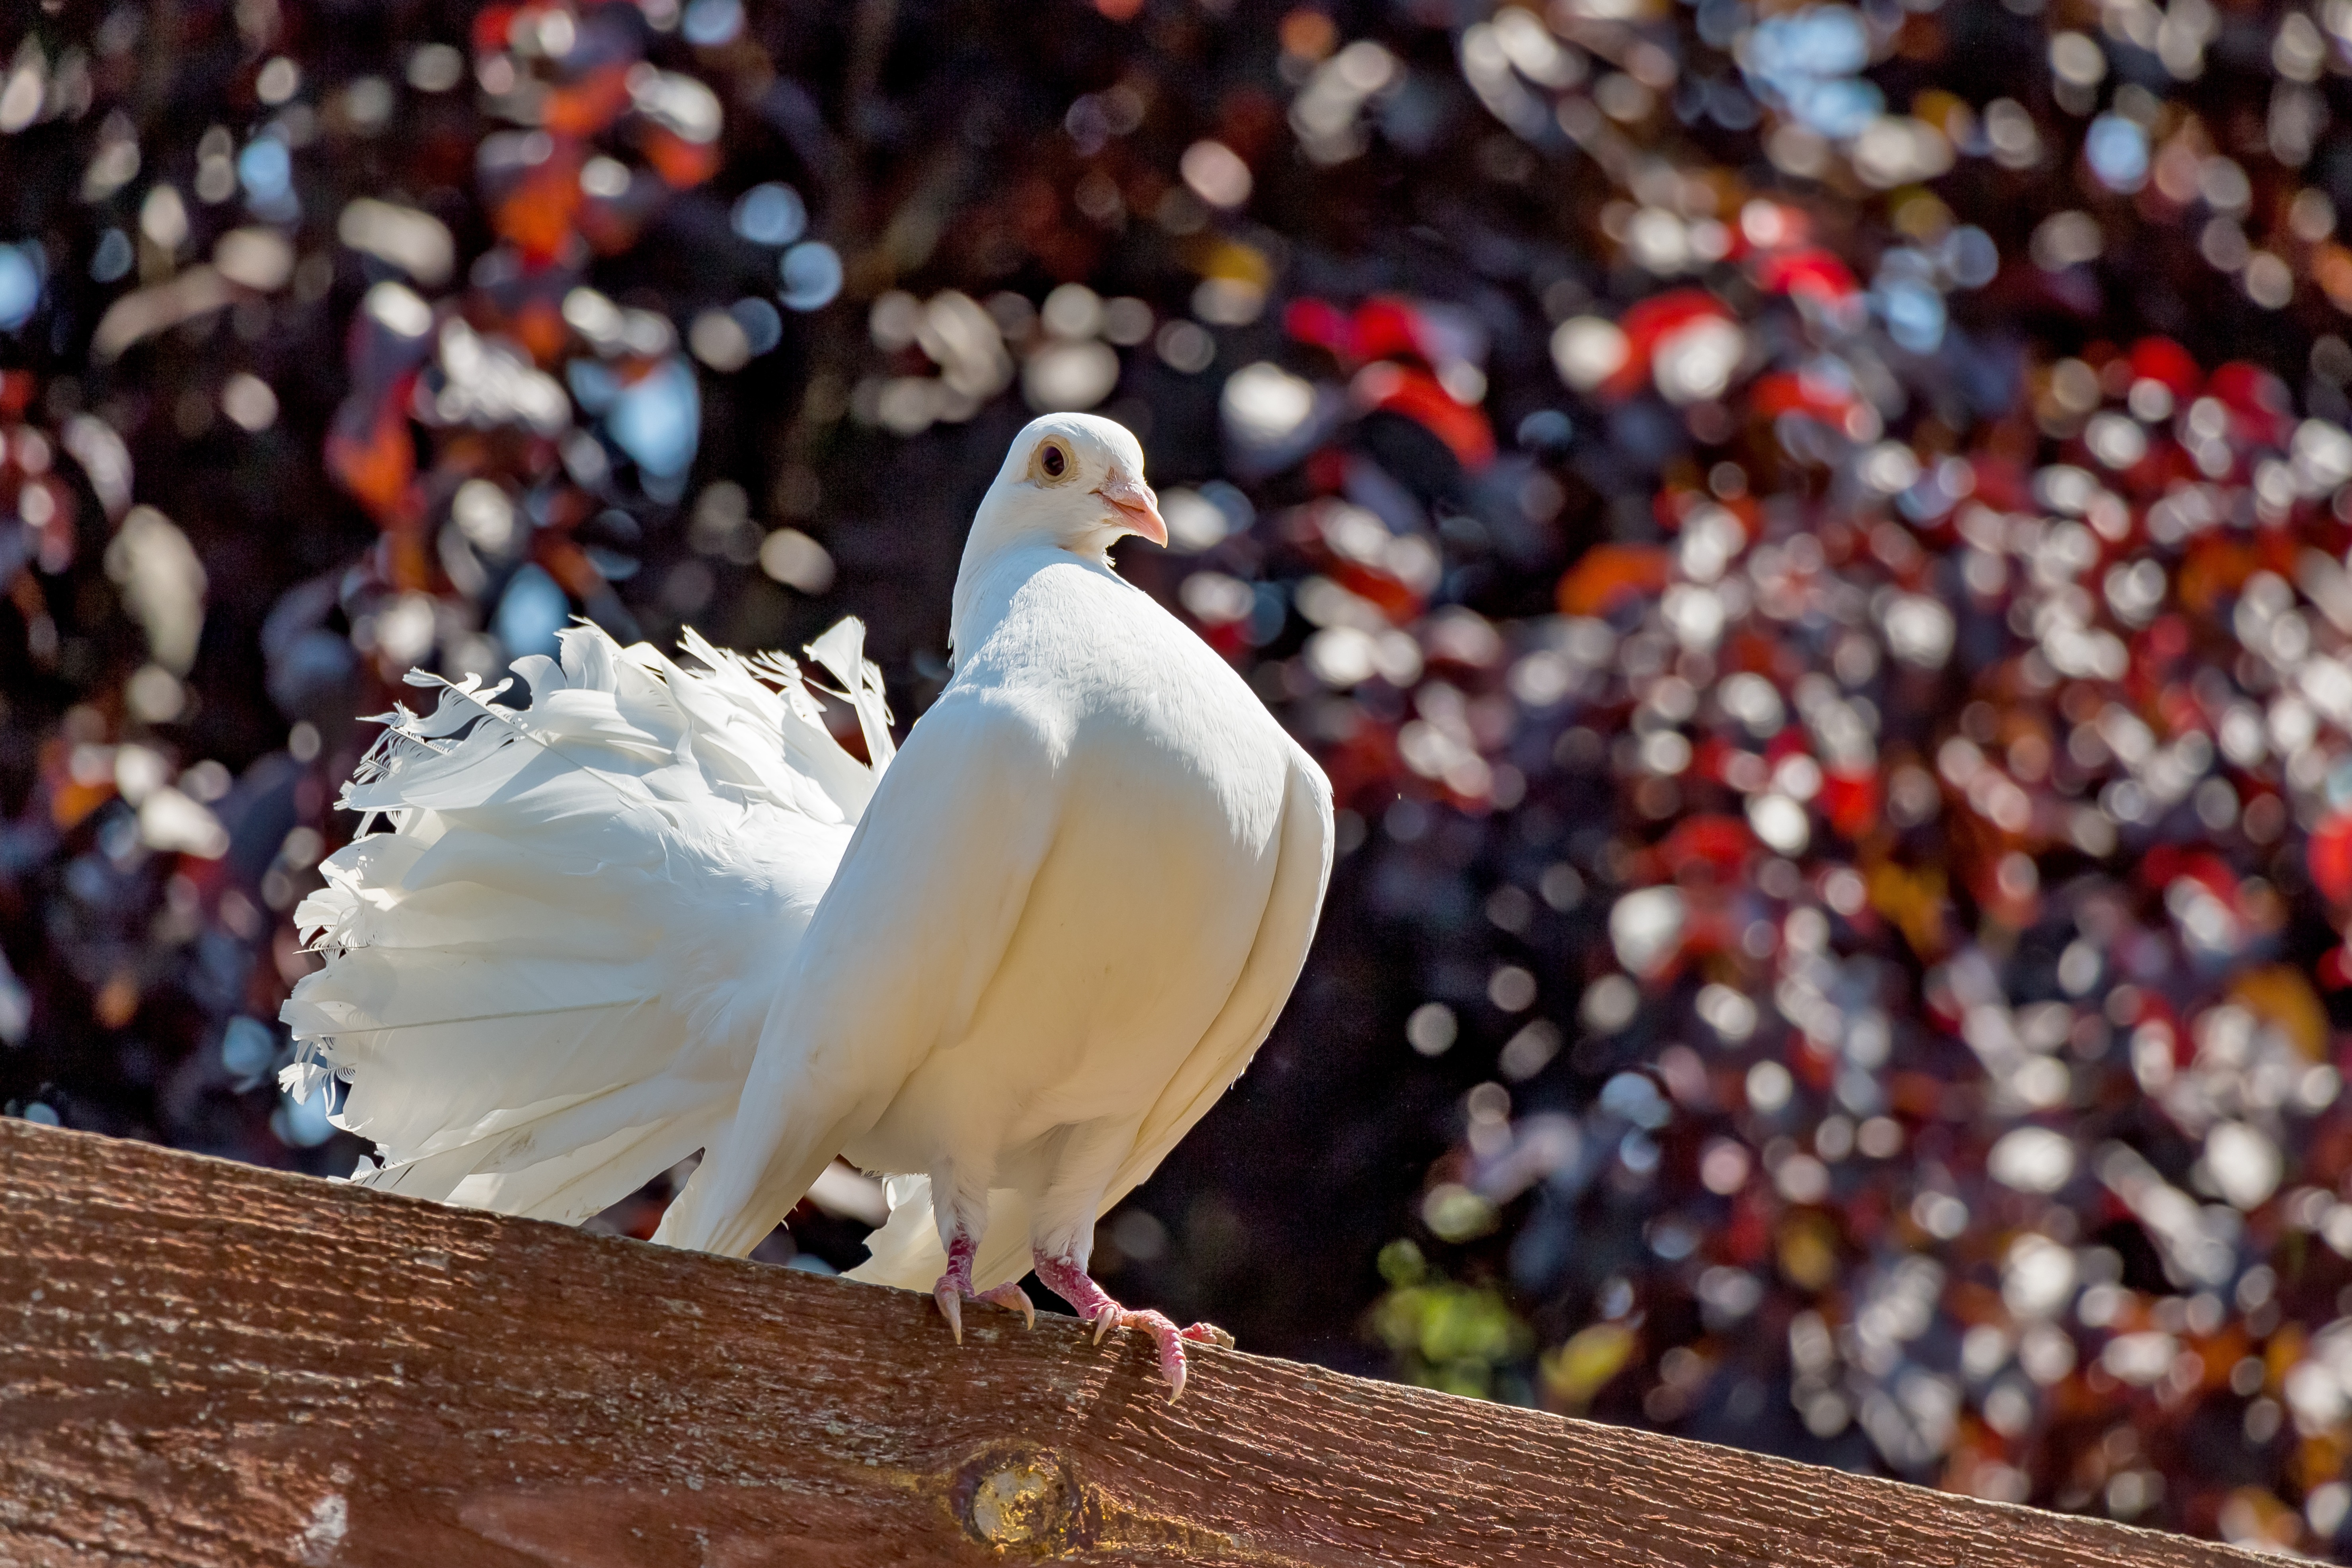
0, 1117, 2269, 1566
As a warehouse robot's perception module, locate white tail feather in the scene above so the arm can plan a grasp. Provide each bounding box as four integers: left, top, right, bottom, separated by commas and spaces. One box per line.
282, 618, 888, 1232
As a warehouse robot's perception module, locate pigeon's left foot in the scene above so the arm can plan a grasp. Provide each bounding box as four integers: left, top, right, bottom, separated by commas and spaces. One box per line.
931, 1233, 1034, 1346
1032, 1252, 1232, 1401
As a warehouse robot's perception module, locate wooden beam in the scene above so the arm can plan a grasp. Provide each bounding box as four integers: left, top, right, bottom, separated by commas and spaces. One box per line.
0, 1117, 2265, 1567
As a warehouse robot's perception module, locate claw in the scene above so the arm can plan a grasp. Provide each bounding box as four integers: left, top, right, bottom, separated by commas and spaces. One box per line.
1182, 1322, 1236, 1350
1092, 1305, 1117, 1345
934, 1282, 964, 1346
979, 1281, 1036, 1330
1165, 1355, 1187, 1403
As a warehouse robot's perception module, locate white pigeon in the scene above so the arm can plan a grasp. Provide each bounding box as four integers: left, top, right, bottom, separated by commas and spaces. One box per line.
283, 412, 1334, 1396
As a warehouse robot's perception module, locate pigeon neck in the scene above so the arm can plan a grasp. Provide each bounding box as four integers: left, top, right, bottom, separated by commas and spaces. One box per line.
948, 537, 1116, 662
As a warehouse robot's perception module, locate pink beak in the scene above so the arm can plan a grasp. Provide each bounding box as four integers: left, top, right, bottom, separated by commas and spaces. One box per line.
1096, 466, 1166, 547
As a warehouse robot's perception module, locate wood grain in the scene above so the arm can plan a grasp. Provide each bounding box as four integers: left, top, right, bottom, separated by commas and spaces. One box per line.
0, 1117, 2266, 1567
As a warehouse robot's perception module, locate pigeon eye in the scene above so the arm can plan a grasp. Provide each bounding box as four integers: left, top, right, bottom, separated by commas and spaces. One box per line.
1034, 439, 1073, 484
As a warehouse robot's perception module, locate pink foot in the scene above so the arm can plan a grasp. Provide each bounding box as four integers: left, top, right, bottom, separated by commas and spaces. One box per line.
1032, 1253, 1232, 1402
931, 1233, 1034, 1345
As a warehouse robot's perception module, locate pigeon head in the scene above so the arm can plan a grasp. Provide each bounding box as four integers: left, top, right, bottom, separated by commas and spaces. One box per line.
971, 413, 1166, 559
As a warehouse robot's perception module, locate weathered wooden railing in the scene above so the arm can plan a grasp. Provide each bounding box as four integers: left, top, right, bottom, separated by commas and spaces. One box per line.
0, 1117, 2264, 1566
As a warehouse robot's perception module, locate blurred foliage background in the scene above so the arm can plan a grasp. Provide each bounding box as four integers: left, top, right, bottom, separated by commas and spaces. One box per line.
11, 0, 2352, 1553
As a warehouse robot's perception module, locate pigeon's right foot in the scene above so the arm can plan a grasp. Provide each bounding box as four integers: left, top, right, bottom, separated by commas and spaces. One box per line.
1033, 1252, 1229, 1401
930, 1233, 1034, 1345
1085, 1303, 1233, 1401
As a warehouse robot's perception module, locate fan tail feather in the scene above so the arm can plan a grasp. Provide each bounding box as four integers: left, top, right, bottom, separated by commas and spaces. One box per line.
448, 1108, 727, 1225
282, 618, 882, 1229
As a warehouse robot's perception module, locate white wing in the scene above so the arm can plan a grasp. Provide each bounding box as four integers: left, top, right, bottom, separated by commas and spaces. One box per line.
653, 684, 1064, 1258
279, 619, 891, 1227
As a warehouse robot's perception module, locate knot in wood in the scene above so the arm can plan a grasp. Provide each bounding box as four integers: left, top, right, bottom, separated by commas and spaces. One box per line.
960, 1447, 1074, 1549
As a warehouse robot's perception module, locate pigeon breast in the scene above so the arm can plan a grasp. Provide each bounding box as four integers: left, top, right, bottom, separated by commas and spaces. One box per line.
839, 548, 1301, 1182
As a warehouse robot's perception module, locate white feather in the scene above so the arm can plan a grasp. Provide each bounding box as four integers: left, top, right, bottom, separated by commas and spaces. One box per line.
281, 619, 885, 1225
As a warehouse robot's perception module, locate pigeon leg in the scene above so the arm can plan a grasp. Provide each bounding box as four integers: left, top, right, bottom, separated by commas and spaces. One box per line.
1031, 1252, 1233, 1402
930, 1231, 1035, 1345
